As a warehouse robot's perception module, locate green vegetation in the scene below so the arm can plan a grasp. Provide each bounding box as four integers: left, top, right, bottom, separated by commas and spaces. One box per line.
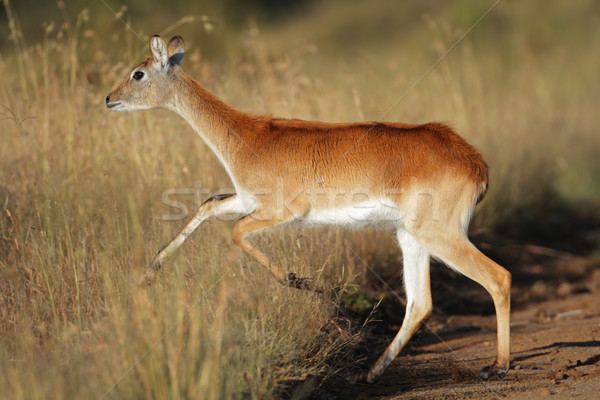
1, 0, 598, 398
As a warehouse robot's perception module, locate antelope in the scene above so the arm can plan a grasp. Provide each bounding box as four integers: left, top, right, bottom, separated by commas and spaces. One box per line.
106, 35, 511, 383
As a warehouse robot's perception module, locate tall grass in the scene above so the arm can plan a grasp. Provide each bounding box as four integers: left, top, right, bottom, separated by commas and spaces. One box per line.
0, 4, 362, 399
1, 1, 599, 398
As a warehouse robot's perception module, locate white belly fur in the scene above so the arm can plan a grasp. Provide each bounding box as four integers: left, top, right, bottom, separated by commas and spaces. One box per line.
300, 198, 404, 229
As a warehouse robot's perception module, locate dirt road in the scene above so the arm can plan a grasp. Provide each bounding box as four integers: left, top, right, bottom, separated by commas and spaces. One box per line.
314, 235, 600, 399
326, 292, 600, 399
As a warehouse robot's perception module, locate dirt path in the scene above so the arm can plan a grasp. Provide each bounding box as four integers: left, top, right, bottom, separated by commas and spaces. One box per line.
317, 291, 600, 399
313, 235, 600, 399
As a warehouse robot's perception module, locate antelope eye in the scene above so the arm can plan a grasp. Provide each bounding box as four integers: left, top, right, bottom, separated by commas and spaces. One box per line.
133, 71, 145, 80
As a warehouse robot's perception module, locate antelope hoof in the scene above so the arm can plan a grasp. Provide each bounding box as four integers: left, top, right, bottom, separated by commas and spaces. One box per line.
285, 272, 323, 293
144, 261, 162, 286
144, 270, 156, 286
479, 363, 507, 380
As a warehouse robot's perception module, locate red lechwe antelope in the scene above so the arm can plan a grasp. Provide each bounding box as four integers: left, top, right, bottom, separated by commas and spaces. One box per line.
106, 35, 511, 383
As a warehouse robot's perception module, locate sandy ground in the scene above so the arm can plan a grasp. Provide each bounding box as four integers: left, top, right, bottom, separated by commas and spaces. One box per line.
326, 292, 600, 400
309, 233, 600, 399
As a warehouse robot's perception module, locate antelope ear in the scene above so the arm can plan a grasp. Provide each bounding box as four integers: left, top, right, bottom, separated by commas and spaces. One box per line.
150, 35, 168, 68
167, 36, 185, 65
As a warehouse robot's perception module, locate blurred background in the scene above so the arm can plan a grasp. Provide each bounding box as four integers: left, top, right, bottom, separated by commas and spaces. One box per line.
2, 0, 599, 229
0, 1, 599, 398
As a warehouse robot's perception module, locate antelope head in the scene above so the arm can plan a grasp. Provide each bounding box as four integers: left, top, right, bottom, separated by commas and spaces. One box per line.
106, 35, 185, 112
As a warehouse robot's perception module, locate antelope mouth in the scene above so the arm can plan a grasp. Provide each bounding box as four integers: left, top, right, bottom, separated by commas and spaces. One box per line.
106, 101, 122, 110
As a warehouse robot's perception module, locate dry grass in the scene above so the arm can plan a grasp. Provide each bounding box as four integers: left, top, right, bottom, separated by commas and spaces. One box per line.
1, 1, 598, 398
0, 6, 361, 399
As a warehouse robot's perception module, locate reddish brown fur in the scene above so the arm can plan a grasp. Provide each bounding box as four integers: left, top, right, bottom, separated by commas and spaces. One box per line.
175, 70, 489, 206
106, 35, 509, 385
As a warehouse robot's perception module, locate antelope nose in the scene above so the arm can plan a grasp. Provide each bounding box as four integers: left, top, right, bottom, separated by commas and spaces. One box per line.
105, 95, 111, 104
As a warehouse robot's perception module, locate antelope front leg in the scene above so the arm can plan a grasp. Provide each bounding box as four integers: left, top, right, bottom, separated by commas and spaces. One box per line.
353, 230, 432, 383
146, 193, 239, 285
